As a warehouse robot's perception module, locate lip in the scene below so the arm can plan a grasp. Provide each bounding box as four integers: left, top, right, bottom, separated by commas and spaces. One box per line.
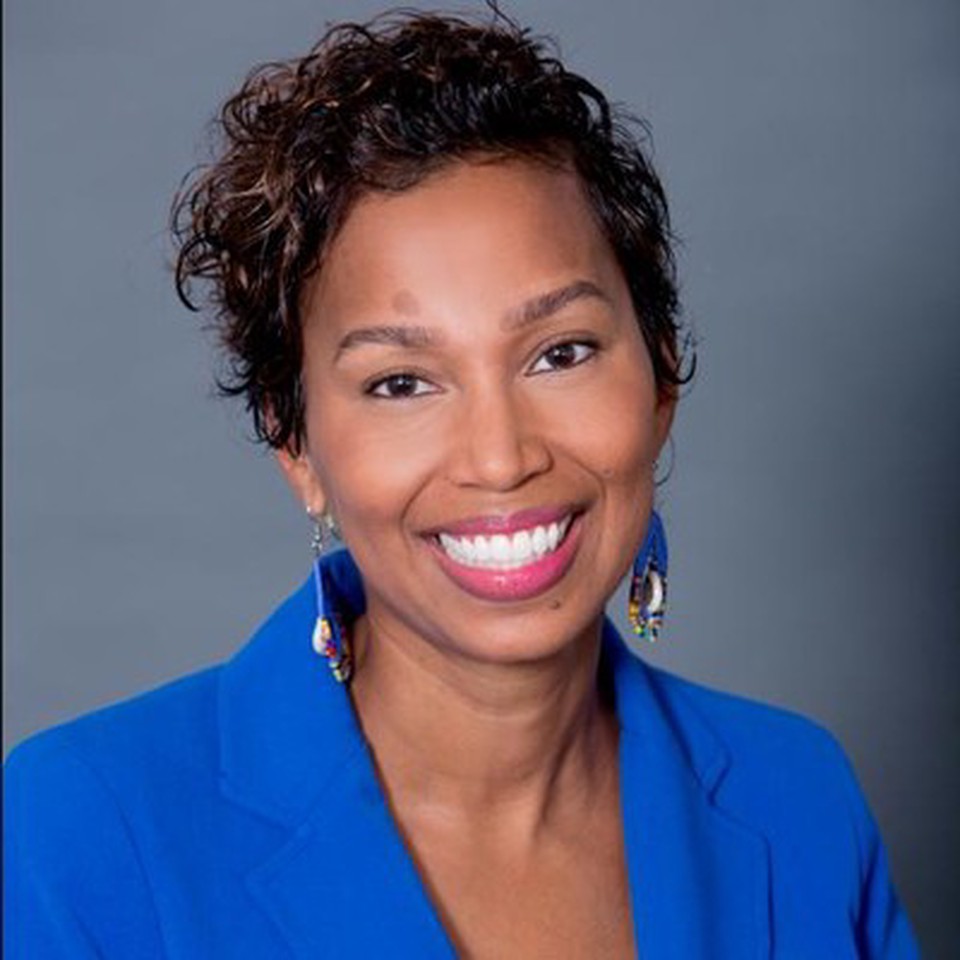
427, 510, 585, 603
426, 504, 577, 538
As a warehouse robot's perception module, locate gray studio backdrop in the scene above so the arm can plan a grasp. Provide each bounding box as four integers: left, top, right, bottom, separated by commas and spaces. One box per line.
4, 0, 958, 953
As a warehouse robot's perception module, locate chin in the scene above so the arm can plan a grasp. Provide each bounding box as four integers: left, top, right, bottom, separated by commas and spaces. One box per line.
434, 603, 603, 668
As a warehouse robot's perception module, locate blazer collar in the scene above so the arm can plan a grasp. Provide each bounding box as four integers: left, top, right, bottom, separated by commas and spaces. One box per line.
218, 550, 365, 824
219, 553, 459, 956
604, 624, 772, 958
219, 551, 770, 958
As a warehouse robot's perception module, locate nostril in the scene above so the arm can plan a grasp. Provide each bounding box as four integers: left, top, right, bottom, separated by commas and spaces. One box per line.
447, 393, 553, 490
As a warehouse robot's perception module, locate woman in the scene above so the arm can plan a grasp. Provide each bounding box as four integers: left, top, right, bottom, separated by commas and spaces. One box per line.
4, 8, 919, 958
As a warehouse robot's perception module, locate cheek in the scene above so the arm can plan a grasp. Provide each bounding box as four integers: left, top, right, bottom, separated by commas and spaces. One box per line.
308, 398, 442, 532
552, 362, 660, 484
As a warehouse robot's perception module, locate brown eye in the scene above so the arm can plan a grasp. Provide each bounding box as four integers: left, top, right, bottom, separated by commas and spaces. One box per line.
367, 373, 437, 399
529, 340, 597, 374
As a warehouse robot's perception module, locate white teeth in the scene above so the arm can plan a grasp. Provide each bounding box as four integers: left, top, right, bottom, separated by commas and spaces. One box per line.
436, 515, 574, 570
513, 530, 532, 564
546, 523, 560, 551
532, 525, 547, 557
474, 536, 491, 562
491, 534, 511, 563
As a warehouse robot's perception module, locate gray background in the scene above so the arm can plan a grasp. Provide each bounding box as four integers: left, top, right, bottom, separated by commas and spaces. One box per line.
4, 0, 958, 953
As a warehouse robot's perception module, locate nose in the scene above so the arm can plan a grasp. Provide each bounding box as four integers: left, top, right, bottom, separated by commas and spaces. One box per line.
448, 386, 553, 492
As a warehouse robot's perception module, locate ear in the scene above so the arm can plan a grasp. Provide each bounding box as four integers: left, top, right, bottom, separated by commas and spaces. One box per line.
275, 443, 327, 517
653, 386, 677, 458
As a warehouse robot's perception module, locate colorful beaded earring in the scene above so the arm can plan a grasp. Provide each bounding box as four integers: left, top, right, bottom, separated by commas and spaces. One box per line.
309, 510, 353, 683
628, 509, 668, 642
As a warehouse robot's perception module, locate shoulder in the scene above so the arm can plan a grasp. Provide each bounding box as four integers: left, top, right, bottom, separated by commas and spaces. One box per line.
4, 572, 317, 799
4, 667, 226, 889
647, 665, 869, 827
6, 664, 223, 800
4, 665, 227, 898
4, 573, 319, 860
651, 666, 853, 776
642, 666, 890, 911
653, 667, 920, 954
3, 669, 225, 960
635, 665, 919, 954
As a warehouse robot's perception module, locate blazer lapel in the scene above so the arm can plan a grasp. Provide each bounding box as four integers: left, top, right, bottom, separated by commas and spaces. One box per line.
217, 554, 456, 958
245, 747, 456, 958
607, 623, 772, 960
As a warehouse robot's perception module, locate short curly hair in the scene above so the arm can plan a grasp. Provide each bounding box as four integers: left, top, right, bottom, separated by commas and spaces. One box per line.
173, 5, 691, 453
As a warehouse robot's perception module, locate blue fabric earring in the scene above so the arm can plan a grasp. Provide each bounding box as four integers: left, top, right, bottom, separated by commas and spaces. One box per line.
628, 510, 668, 643
309, 511, 353, 683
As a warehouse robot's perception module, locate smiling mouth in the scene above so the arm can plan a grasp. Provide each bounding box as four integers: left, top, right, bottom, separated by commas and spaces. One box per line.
435, 514, 574, 571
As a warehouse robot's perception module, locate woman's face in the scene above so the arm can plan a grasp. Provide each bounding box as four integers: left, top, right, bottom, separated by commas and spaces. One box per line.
281, 158, 674, 665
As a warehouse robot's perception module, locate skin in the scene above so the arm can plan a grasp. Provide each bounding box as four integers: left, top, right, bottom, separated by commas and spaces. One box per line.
278, 157, 674, 958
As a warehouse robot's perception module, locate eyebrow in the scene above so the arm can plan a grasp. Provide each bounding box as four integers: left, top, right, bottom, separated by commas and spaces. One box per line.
502, 279, 611, 331
334, 324, 435, 361
333, 279, 610, 360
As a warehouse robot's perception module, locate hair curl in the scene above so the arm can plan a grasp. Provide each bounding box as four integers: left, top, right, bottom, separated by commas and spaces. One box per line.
173, 5, 693, 452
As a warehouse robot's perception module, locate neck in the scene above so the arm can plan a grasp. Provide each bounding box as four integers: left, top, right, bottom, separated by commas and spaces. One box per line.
349, 608, 618, 840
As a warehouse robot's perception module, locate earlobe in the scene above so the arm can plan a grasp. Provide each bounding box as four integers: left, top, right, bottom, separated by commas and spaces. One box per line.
274, 444, 327, 516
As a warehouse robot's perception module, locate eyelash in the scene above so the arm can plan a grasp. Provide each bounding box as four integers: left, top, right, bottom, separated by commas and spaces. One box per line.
528, 339, 599, 374
364, 338, 600, 400
365, 371, 438, 400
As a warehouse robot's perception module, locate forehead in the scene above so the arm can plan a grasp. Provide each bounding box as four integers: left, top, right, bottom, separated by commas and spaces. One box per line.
304, 158, 624, 331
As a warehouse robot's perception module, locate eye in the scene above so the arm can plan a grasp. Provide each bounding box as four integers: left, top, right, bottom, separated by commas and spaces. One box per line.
528, 340, 598, 374
366, 372, 439, 400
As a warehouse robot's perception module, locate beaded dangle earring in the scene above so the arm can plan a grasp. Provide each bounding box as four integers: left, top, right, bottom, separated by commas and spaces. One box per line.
310, 509, 339, 555
628, 509, 668, 643
308, 509, 353, 683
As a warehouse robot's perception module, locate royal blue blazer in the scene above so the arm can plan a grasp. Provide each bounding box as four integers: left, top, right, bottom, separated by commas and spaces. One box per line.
5, 551, 919, 958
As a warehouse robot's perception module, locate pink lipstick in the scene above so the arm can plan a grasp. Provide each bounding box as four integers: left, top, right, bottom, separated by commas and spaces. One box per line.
427, 508, 584, 602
